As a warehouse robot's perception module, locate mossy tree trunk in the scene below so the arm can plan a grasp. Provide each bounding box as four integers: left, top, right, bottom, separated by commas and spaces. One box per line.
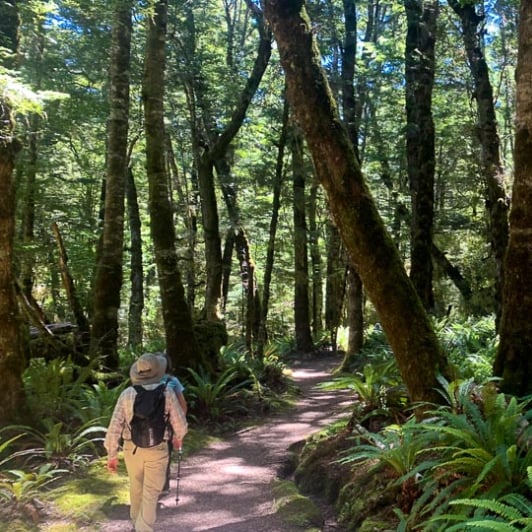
264, 0, 451, 404
447, 0, 509, 328
143, 0, 203, 372
493, 0, 532, 396
256, 94, 289, 359
405, 0, 438, 312
126, 168, 144, 352
292, 125, 314, 353
341, 0, 364, 357
0, 0, 26, 424
90, 0, 132, 369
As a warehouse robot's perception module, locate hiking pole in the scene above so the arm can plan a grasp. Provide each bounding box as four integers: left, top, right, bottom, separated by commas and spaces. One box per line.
175, 446, 183, 505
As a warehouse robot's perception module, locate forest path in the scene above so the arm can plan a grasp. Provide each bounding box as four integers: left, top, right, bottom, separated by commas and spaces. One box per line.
99, 353, 353, 532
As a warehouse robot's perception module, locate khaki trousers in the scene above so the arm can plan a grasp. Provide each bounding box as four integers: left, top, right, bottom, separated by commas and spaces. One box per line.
123, 439, 168, 532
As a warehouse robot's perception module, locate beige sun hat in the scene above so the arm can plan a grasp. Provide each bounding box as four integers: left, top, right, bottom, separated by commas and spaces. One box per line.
129, 353, 168, 385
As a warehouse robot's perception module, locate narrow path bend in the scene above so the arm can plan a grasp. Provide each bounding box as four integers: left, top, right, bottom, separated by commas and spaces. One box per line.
100, 354, 353, 532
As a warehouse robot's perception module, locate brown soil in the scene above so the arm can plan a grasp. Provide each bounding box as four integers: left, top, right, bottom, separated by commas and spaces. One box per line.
98, 353, 353, 532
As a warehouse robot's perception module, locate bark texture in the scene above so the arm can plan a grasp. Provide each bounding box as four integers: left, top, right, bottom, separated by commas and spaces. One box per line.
493, 0, 532, 396
405, 0, 438, 311
187, 2, 271, 321
143, 0, 203, 371
256, 95, 289, 358
0, 0, 25, 422
0, 99, 25, 424
341, 0, 364, 355
91, 1, 132, 369
292, 126, 314, 353
447, 0, 509, 327
264, 0, 451, 404
126, 168, 144, 351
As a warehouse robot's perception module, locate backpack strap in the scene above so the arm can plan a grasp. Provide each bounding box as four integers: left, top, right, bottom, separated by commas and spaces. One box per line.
131, 385, 144, 454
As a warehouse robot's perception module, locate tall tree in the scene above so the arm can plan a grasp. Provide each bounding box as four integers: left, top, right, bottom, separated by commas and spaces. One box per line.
404, 0, 438, 311
341, 0, 364, 358
19, 8, 45, 300
179, 0, 271, 324
264, 0, 451, 405
0, 0, 26, 424
256, 94, 289, 358
447, 0, 510, 326
126, 167, 143, 351
493, 0, 532, 396
90, 0, 132, 369
291, 124, 314, 352
143, 0, 203, 372
308, 178, 323, 337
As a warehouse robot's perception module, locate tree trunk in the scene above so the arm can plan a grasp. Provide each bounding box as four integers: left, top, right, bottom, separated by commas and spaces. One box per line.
341, 0, 364, 355
308, 179, 323, 337
256, 94, 289, 358
51, 222, 90, 336
493, 0, 532, 396
0, 0, 19, 70
126, 167, 144, 351
343, 266, 364, 364
143, 0, 203, 372
19, 15, 45, 300
90, 0, 132, 369
405, 0, 438, 312
447, 0, 510, 328
292, 126, 314, 353
234, 229, 261, 351
264, 0, 451, 405
165, 134, 198, 310
0, 0, 26, 424
325, 221, 345, 350
0, 100, 26, 425
186, 1, 271, 322
197, 157, 224, 320
216, 155, 262, 348
431, 243, 474, 306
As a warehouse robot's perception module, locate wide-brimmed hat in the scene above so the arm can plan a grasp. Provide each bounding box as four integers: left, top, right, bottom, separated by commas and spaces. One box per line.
130, 353, 167, 385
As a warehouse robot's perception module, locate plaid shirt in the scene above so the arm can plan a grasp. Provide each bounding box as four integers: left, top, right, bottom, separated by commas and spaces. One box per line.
104, 383, 188, 460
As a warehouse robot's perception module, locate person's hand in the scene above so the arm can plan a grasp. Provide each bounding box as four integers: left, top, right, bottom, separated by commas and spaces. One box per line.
172, 437, 182, 451
107, 457, 119, 473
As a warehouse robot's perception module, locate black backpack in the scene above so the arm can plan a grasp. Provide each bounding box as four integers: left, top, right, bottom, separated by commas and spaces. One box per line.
130, 383, 168, 450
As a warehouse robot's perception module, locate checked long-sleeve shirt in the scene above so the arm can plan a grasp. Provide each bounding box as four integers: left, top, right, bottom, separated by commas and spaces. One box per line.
104, 384, 187, 460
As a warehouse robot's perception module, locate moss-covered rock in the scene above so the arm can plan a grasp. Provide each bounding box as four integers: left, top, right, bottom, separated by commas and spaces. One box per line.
294, 428, 354, 504
293, 428, 400, 531
272, 479, 323, 529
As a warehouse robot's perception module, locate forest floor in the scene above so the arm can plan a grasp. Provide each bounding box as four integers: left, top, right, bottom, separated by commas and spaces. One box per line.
97, 352, 354, 532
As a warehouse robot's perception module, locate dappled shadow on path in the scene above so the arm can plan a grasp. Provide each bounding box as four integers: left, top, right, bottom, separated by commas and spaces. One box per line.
99, 354, 353, 532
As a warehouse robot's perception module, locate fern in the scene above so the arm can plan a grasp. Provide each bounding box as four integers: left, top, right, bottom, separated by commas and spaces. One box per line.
431, 493, 532, 531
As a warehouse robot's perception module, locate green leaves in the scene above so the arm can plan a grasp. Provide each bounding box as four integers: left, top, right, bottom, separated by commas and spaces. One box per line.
185, 366, 252, 422
340, 378, 532, 530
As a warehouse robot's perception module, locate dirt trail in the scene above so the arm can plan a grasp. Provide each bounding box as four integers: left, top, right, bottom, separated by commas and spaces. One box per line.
99, 353, 353, 532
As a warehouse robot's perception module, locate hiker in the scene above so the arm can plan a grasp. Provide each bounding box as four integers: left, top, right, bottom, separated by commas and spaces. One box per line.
105, 353, 188, 532
156, 352, 187, 493
158, 352, 187, 416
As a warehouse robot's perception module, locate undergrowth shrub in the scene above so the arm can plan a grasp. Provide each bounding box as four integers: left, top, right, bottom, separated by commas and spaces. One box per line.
436, 315, 497, 382
343, 378, 532, 530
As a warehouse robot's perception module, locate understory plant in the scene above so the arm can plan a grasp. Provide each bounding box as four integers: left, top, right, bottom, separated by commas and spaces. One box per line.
340, 375, 532, 531
185, 366, 252, 422
0, 463, 66, 520
1, 419, 107, 470
436, 315, 497, 382
434, 491, 532, 531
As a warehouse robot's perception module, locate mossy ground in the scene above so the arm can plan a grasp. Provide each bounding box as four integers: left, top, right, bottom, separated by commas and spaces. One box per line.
0, 428, 216, 531
272, 479, 323, 530
293, 424, 400, 531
